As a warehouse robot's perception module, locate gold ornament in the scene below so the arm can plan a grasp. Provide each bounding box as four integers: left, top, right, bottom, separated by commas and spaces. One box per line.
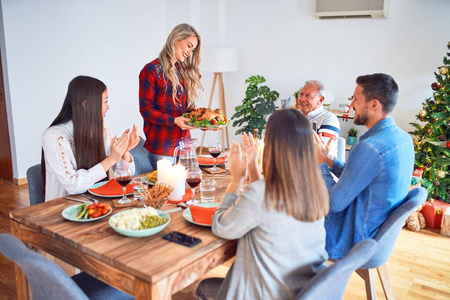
439, 66, 449, 75
436, 170, 446, 179
419, 109, 427, 118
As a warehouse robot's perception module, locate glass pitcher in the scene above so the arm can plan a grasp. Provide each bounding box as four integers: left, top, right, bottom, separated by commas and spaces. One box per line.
173, 138, 199, 169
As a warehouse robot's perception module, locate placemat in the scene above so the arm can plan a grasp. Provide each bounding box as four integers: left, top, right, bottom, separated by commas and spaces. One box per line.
202, 167, 228, 174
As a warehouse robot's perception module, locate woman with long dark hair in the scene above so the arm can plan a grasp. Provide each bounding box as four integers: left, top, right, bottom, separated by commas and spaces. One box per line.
197, 109, 329, 299
42, 76, 139, 201
139, 23, 203, 169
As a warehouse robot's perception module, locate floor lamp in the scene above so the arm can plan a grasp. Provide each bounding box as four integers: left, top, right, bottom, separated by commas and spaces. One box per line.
200, 48, 238, 152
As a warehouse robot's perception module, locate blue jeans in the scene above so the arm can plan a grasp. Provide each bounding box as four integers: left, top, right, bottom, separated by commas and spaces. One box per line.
147, 152, 175, 170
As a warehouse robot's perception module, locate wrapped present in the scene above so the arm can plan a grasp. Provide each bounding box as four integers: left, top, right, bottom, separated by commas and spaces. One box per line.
441, 209, 450, 237
422, 198, 450, 229
410, 169, 423, 190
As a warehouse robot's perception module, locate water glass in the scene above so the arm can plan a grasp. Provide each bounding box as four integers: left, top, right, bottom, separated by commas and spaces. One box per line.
133, 177, 148, 203
200, 179, 216, 203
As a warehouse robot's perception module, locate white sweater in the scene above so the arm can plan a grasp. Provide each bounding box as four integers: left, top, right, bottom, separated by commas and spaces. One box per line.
42, 121, 135, 201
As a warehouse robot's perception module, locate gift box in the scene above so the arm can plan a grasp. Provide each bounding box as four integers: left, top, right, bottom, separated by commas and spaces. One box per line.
422, 198, 450, 229
440, 209, 450, 237
410, 169, 423, 190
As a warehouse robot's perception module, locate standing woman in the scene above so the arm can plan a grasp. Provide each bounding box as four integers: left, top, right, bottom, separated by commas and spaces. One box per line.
42, 76, 139, 201
139, 23, 203, 169
197, 109, 330, 299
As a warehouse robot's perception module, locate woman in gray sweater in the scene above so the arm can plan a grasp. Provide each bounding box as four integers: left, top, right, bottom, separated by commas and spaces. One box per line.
197, 108, 330, 300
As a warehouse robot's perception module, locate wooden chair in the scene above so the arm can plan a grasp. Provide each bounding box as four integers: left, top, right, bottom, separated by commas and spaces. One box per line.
26, 164, 45, 205
356, 187, 427, 299
0, 234, 132, 300
296, 239, 378, 300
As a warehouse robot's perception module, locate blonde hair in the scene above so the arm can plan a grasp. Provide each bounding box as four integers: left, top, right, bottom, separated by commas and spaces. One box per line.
159, 23, 203, 107
263, 109, 329, 222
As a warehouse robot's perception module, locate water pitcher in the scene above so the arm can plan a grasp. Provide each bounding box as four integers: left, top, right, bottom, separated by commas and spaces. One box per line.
173, 138, 199, 169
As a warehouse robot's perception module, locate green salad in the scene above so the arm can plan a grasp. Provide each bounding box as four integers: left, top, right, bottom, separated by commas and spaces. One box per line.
183, 113, 228, 128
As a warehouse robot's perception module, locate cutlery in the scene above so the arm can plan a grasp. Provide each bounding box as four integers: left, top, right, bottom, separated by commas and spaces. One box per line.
158, 207, 181, 215
81, 193, 99, 203
65, 197, 92, 204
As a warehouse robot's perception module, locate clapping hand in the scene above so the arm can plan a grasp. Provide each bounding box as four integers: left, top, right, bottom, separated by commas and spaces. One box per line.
312, 131, 332, 164
110, 133, 129, 162
228, 142, 247, 180
126, 124, 140, 153
241, 133, 258, 167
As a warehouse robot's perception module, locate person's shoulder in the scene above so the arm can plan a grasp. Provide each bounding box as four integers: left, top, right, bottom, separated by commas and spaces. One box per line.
43, 122, 71, 143
321, 108, 340, 123
141, 59, 160, 73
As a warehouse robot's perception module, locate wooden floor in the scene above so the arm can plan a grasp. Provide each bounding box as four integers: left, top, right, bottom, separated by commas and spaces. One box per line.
1, 178, 449, 299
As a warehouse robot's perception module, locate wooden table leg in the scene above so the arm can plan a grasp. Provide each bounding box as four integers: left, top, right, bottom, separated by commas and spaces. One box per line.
10, 220, 31, 300
135, 277, 172, 300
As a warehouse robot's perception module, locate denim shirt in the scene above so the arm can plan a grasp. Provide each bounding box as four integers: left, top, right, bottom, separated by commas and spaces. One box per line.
320, 118, 414, 259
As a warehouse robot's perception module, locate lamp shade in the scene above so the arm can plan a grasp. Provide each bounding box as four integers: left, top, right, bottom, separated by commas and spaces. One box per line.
202, 48, 238, 73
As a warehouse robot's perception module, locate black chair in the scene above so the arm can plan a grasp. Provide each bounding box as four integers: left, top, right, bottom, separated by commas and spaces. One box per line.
296, 239, 378, 300
0, 234, 133, 300
26, 164, 45, 205
129, 136, 153, 175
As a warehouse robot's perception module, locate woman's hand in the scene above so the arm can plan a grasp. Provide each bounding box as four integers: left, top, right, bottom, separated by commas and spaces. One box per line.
125, 125, 140, 153
241, 133, 257, 165
228, 142, 247, 180
174, 116, 196, 130
109, 134, 129, 162
312, 131, 333, 166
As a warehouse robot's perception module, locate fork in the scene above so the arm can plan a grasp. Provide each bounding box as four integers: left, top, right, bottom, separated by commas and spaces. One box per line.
81, 193, 99, 203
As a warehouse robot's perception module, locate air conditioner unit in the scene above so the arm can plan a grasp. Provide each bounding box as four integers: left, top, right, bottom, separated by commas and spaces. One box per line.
315, 0, 389, 19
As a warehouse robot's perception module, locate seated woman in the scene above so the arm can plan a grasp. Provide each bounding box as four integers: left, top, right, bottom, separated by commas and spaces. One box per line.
196, 108, 330, 299
42, 76, 139, 201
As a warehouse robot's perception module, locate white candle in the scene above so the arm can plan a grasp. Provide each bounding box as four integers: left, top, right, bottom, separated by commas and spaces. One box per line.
157, 158, 171, 184
257, 139, 264, 175
168, 164, 186, 201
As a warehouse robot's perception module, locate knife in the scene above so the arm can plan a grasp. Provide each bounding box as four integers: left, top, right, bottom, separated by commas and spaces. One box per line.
65, 197, 92, 204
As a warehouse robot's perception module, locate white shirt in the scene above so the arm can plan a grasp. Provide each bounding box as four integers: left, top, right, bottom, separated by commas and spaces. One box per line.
305, 106, 340, 157
42, 121, 135, 201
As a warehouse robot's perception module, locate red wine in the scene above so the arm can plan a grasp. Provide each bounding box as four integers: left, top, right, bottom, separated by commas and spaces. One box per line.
209, 150, 221, 158
116, 176, 132, 187
186, 178, 201, 188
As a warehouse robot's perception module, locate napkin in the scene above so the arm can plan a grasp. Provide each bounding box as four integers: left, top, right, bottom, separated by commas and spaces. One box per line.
89, 179, 134, 196
167, 189, 193, 204
190, 204, 217, 225
198, 156, 226, 165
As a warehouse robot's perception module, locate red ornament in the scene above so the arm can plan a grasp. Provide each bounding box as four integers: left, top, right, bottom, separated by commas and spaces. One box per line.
427, 128, 432, 133
447, 141, 450, 148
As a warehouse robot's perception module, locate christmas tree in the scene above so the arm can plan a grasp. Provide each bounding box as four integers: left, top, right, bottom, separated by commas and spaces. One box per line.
409, 41, 450, 202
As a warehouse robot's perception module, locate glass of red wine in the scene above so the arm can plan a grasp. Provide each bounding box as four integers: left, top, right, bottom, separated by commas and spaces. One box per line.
208, 142, 223, 172
115, 165, 133, 204
186, 167, 202, 204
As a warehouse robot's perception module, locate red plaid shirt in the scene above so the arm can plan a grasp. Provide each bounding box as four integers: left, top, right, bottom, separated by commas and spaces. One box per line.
139, 59, 193, 156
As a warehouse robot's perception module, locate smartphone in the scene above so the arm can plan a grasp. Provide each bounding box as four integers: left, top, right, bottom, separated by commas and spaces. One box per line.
162, 231, 202, 247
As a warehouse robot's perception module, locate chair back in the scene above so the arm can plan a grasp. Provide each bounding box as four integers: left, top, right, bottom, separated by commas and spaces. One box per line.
361, 187, 427, 269
337, 136, 346, 163
0, 234, 89, 300
296, 239, 378, 300
26, 164, 45, 205
129, 136, 153, 175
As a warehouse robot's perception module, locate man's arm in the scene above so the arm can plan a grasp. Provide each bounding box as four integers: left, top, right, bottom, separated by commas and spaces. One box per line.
322, 142, 381, 213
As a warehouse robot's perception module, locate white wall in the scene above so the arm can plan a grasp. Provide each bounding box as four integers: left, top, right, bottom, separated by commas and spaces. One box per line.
1, 0, 449, 179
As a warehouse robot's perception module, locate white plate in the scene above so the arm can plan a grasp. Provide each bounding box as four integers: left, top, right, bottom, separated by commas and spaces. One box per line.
62, 204, 111, 222
88, 181, 133, 198
182, 202, 219, 227
109, 209, 170, 237
198, 155, 226, 167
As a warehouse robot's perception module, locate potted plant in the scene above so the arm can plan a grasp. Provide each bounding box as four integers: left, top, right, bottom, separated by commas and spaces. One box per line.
347, 127, 358, 145
231, 75, 279, 138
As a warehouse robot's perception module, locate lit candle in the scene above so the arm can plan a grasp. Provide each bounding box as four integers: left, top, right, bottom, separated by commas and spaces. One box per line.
257, 139, 264, 175
168, 164, 186, 201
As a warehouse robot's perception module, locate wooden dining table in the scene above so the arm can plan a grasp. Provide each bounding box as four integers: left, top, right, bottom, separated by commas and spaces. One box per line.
9, 170, 237, 300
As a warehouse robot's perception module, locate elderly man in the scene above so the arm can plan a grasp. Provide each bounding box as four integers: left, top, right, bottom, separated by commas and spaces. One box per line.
296, 80, 340, 156
314, 73, 414, 259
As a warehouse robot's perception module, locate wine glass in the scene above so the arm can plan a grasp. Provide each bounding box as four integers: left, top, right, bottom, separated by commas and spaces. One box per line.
186, 167, 202, 205
115, 165, 133, 204
208, 142, 223, 172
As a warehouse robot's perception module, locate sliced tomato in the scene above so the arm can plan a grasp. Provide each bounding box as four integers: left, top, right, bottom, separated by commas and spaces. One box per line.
87, 208, 96, 216
97, 202, 105, 209
87, 203, 96, 210
211, 119, 217, 125
101, 207, 110, 216
104, 204, 111, 211
91, 210, 102, 218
